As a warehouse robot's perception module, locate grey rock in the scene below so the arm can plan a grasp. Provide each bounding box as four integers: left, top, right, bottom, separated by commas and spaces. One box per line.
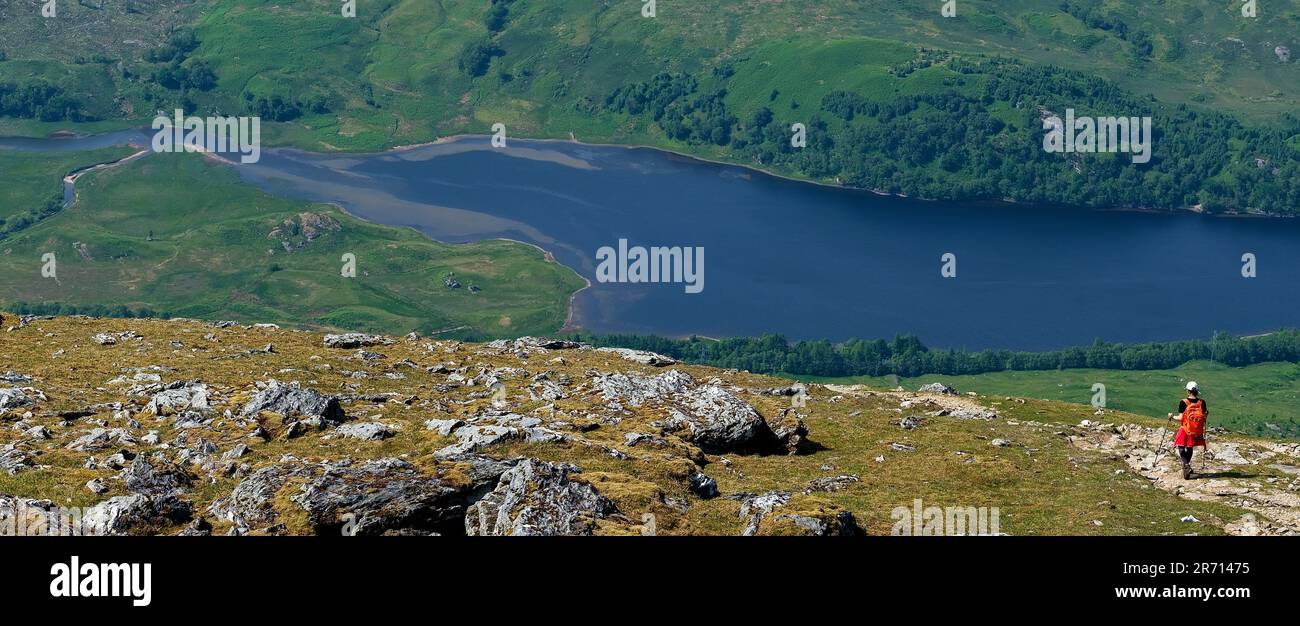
595, 370, 695, 407
82, 494, 155, 536
805, 474, 861, 494
689, 471, 720, 499
323, 333, 389, 349
240, 381, 345, 423
465, 459, 617, 536
66, 428, 137, 452
0, 387, 32, 410
667, 385, 771, 453
86, 479, 108, 494
424, 419, 465, 436
0, 444, 34, 474
433, 425, 517, 458
334, 422, 392, 441
124, 455, 194, 522
595, 347, 676, 366
146, 383, 209, 416
918, 382, 958, 395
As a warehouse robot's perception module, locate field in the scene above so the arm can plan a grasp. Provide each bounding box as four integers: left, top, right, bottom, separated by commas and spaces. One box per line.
0, 150, 585, 337
811, 360, 1300, 440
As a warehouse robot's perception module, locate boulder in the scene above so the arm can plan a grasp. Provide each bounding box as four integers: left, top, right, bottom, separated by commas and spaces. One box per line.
334, 422, 392, 441
240, 381, 345, 423
918, 382, 958, 395
664, 385, 771, 453
0, 387, 33, 410
146, 383, 210, 416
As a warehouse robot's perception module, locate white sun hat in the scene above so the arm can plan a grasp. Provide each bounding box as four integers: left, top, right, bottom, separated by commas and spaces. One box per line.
1186, 381, 1199, 391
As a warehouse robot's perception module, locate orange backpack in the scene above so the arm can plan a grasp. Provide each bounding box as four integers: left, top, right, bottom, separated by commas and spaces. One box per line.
1182, 399, 1206, 438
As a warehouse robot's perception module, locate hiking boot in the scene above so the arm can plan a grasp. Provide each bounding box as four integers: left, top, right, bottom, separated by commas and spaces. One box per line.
1182, 463, 1192, 479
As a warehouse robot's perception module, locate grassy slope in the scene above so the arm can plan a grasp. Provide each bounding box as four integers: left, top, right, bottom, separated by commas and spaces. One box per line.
0, 316, 1262, 535
810, 360, 1300, 440
2, 1, 1296, 140
0, 151, 585, 337
0, 145, 135, 227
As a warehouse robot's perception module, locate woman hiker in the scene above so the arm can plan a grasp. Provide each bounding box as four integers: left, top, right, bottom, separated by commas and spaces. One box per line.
1167, 381, 1208, 479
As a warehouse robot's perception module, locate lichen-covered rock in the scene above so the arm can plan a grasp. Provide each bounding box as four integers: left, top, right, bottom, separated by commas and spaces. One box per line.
323, 333, 389, 349
664, 385, 772, 453
737, 491, 861, 536
146, 382, 210, 416
595, 370, 694, 407
595, 347, 676, 366
0, 387, 33, 410
66, 428, 137, 452
240, 381, 345, 422
918, 382, 958, 395
334, 422, 392, 441
0, 444, 34, 475
433, 424, 517, 458
765, 408, 809, 454
124, 454, 195, 523
465, 459, 617, 536
211, 456, 512, 535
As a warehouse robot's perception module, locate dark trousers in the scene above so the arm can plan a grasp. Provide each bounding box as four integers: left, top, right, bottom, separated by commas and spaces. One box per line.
1177, 446, 1194, 465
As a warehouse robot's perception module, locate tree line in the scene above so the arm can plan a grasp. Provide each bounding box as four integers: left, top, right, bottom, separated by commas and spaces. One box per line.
568, 331, 1300, 378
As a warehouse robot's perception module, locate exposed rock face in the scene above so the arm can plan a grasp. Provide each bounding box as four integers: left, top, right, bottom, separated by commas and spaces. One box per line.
210, 456, 512, 535
240, 381, 345, 423
466, 459, 618, 536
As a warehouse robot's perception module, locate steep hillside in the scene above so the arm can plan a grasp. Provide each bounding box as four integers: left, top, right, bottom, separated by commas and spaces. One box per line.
2, 315, 1297, 535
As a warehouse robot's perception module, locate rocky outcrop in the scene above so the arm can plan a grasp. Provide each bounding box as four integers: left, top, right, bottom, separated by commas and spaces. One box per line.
595, 347, 676, 367
210, 456, 514, 535
323, 333, 390, 349
737, 491, 861, 536
465, 459, 618, 536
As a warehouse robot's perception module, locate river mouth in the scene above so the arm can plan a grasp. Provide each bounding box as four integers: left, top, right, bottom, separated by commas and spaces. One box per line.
7, 131, 1300, 350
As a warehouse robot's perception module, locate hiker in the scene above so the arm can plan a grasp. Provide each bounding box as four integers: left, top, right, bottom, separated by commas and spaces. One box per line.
1168, 381, 1207, 479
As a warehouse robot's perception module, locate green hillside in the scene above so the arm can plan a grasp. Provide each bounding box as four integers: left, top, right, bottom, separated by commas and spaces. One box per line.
2, 1, 1297, 212
0, 149, 585, 337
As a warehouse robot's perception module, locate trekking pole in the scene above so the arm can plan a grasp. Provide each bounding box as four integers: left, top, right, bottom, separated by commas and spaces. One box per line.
1152, 414, 1175, 465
